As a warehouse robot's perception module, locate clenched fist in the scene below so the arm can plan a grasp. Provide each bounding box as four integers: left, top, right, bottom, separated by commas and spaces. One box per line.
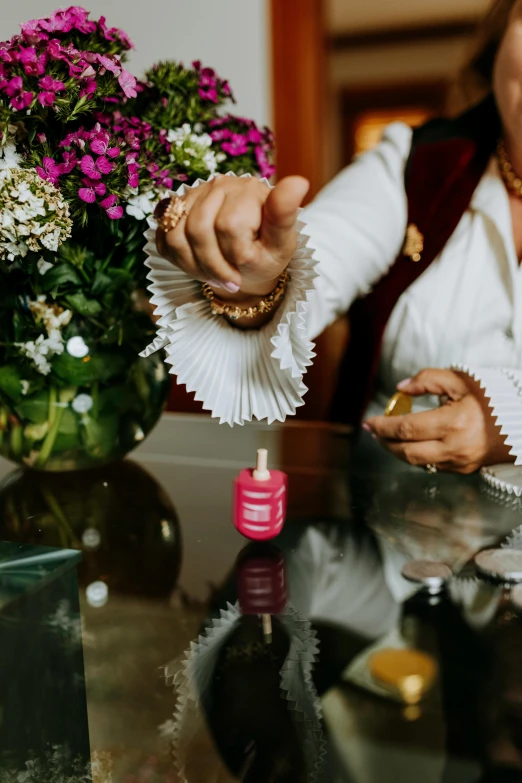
155, 175, 310, 305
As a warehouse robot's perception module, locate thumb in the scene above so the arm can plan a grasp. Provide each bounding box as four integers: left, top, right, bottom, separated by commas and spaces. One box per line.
397, 369, 469, 399
261, 175, 310, 254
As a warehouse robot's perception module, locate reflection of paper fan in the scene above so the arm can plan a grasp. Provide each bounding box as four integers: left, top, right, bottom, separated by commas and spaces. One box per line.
163, 602, 326, 783
502, 524, 522, 550
449, 576, 501, 630
139, 173, 319, 425
481, 464, 522, 498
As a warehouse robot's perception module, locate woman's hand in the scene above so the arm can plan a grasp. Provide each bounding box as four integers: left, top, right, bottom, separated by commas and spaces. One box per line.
364, 369, 513, 473
155, 174, 309, 299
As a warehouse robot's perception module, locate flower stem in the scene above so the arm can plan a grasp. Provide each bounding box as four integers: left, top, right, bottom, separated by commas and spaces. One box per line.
10, 423, 23, 458
34, 388, 65, 468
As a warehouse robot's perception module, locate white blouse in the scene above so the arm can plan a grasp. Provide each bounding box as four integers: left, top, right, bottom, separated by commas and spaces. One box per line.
141, 123, 522, 465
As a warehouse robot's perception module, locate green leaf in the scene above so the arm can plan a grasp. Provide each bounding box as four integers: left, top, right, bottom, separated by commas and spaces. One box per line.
53, 351, 126, 386
39, 263, 83, 294
0, 366, 23, 403
91, 270, 112, 296
15, 389, 50, 424
64, 292, 102, 317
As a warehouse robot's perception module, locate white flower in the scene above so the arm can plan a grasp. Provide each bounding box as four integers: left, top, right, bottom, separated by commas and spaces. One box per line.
126, 191, 157, 221
167, 123, 222, 175
20, 380, 30, 395
0, 141, 21, 171
36, 257, 53, 275
18, 296, 72, 375
0, 168, 72, 262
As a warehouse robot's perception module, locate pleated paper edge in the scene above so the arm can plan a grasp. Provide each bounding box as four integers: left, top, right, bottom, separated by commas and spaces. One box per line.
139, 173, 320, 425
453, 364, 522, 467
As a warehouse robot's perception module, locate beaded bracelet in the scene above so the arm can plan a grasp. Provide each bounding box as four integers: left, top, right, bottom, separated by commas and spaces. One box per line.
200, 270, 290, 321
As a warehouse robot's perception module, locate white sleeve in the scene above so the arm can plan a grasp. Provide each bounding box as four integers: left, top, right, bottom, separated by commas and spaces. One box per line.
453, 365, 522, 465
141, 125, 411, 426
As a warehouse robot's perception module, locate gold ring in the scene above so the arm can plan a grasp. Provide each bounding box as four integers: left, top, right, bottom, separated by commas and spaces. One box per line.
425, 464, 438, 475
157, 195, 190, 233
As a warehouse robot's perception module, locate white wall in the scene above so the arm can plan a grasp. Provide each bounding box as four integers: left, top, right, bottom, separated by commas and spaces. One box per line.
0, 0, 272, 127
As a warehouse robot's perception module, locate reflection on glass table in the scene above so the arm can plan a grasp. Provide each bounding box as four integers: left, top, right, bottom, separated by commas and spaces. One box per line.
0, 415, 522, 781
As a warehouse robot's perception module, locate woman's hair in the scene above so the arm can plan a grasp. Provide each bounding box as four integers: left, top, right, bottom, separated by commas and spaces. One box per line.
455, 0, 516, 109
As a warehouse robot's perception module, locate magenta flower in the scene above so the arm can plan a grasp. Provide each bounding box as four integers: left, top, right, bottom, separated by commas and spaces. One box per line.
255, 146, 275, 179
36, 132, 47, 143
210, 129, 231, 142
36, 156, 61, 184
98, 16, 133, 49
59, 150, 78, 174
39, 75, 65, 92
247, 127, 263, 144
78, 178, 107, 203
222, 133, 249, 157
199, 87, 219, 103
118, 68, 137, 98
2, 76, 34, 110
37, 90, 57, 107
127, 161, 139, 188
18, 46, 47, 76
79, 79, 97, 98
100, 195, 123, 219
96, 54, 121, 76
80, 154, 113, 180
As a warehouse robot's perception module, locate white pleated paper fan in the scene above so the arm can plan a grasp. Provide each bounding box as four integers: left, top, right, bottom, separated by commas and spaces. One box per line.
140, 173, 319, 425
481, 464, 522, 498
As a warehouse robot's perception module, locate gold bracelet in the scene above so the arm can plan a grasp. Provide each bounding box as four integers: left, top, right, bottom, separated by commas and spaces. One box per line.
201, 270, 290, 320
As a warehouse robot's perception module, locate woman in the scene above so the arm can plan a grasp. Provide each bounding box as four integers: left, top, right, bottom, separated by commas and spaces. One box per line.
144, 0, 522, 475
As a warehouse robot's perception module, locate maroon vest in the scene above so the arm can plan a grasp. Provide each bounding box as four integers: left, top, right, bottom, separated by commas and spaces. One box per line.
330, 95, 501, 426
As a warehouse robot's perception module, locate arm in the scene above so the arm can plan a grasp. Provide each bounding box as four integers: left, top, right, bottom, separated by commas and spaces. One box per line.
142, 124, 412, 424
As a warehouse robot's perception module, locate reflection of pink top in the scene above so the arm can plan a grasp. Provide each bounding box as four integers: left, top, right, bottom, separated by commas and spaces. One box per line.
233, 467, 287, 541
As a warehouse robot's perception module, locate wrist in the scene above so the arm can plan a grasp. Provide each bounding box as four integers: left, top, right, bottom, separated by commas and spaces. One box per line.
212, 276, 281, 304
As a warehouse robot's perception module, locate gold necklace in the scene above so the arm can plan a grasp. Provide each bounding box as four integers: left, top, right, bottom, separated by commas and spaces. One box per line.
497, 139, 522, 197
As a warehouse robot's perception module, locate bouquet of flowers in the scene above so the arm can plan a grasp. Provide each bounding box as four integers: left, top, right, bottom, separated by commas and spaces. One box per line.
0, 6, 275, 470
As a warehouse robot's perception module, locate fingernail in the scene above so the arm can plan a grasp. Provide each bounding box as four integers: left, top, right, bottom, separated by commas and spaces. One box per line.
206, 279, 223, 289
397, 378, 412, 390
224, 282, 240, 293
362, 422, 372, 433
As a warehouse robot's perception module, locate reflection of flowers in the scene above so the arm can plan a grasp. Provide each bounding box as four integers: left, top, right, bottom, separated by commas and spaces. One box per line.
47, 599, 83, 646
0, 745, 93, 783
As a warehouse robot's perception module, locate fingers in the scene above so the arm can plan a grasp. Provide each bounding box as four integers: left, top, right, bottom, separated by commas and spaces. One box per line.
377, 437, 448, 467
185, 185, 242, 290
397, 369, 469, 400
261, 176, 309, 257
215, 179, 267, 270
366, 406, 454, 442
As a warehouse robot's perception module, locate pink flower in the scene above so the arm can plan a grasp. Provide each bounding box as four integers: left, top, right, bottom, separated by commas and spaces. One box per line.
36, 132, 46, 143
96, 54, 121, 76
247, 127, 263, 144
37, 90, 57, 107
255, 146, 275, 179
59, 150, 78, 174
80, 154, 113, 180
78, 178, 107, 203
127, 161, 139, 188
36, 156, 61, 184
210, 129, 231, 142
39, 75, 65, 92
98, 16, 133, 49
101, 195, 123, 219
79, 79, 96, 98
222, 134, 249, 157
199, 87, 219, 104
118, 69, 137, 98
3, 75, 34, 110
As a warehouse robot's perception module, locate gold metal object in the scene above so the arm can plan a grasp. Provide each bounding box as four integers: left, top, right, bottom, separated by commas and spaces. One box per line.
201, 270, 290, 321
403, 223, 424, 262
369, 648, 437, 705
384, 391, 413, 417
157, 195, 190, 233
497, 139, 522, 197
425, 464, 438, 475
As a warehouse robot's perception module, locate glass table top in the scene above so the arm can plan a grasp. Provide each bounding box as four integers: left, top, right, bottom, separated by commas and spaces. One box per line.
1, 413, 522, 782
